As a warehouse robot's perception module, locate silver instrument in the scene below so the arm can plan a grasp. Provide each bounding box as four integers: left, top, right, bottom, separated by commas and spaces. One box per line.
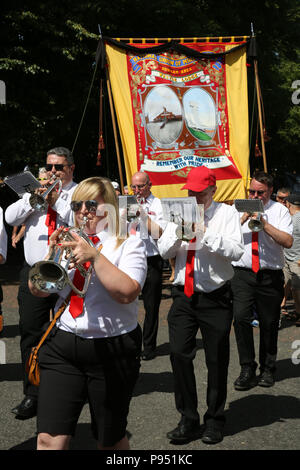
161, 197, 204, 241
29, 217, 94, 297
248, 214, 263, 232
234, 199, 264, 232
29, 175, 62, 211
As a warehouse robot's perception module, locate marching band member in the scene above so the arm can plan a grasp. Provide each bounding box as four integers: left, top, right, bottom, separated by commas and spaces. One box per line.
232, 171, 293, 390
130, 172, 165, 360
5, 147, 77, 419
157, 166, 244, 445
29, 177, 147, 450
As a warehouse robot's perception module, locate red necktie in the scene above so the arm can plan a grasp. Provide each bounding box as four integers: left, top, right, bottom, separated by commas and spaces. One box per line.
184, 237, 196, 297
45, 206, 57, 244
69, 236, 100, 319
252, 232, 260, 273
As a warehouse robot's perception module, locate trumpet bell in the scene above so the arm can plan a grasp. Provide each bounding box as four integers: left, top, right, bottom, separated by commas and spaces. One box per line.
29, 260, 69, 294
29, 193, 48, 212
28, 223, 94, 297
29, 176, 62, 212
248, 218, 263, 232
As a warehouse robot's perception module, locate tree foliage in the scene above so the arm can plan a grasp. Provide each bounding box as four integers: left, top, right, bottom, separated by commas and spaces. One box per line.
1, 0, 299, 184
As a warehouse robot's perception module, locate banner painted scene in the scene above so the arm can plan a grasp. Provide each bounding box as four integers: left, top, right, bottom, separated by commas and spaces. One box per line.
105, 39, 250, 201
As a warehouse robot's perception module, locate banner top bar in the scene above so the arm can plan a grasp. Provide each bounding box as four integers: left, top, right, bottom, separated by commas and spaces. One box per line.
114, 36, 250, 44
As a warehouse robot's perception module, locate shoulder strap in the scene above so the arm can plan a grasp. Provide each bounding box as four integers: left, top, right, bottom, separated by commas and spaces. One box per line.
34, 293, 72, 353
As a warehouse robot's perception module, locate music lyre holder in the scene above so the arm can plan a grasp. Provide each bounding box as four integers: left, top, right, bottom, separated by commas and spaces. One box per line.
4, 170, 41, 198
234, 199, 264, 214
234, 199, 265, 232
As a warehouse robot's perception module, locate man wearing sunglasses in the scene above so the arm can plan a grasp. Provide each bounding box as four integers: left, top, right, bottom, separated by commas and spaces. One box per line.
231, 171, 293, 391
276, 187, 290, 207
5, 146, 77, 419
130, 171, 165, 361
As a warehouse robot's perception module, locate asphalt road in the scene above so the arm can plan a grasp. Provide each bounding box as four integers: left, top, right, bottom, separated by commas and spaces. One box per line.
0, 268, 299, 453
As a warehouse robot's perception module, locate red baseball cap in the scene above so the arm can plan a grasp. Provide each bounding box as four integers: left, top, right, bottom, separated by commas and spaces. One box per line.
181, 166, 216, 192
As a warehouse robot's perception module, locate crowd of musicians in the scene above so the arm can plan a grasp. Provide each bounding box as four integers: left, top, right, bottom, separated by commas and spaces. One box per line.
0, 146, 299, 450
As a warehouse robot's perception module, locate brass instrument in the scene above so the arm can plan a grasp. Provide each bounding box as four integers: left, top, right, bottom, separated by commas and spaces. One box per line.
29, 175, 62, 211
248, 213, 263, 232
29, 217, 94, 297
234, 199, 264, 233
173, 214, 196, 241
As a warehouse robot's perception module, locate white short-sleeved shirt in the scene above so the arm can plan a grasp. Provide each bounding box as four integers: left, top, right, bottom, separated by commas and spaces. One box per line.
232, 199, 293, 270
158, 201, 245, 293
56, 231, 147, 338
5, 181, 77, 266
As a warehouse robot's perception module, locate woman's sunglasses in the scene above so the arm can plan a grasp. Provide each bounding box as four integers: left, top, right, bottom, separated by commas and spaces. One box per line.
70, 200, 98, 212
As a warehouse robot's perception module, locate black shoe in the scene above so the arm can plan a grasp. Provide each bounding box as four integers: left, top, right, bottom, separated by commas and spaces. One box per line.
167, 420, 201, 443
11, 396, 37, 419
257, 369, 275, 387
234, 364, 257, 391
201, 426, 223, 444
141, 350, 156, 361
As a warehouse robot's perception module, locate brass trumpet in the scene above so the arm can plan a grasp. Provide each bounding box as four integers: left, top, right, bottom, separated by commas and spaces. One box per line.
29, 217, 94, 297
248, 213, 263, 232
29, 174, 62, 211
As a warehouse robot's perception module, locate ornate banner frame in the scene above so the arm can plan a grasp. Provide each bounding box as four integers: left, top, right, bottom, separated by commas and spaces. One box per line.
105, 38, 250, 201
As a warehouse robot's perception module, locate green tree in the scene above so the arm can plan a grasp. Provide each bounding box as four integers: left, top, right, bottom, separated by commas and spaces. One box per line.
1, 0, 299, 184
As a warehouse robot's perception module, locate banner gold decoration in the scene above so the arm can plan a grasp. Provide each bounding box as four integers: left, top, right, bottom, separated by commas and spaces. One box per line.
105, 38, 250, 201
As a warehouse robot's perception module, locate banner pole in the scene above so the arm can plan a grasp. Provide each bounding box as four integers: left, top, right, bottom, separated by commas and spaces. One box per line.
105, 69, 125, 193
254, 59, 267, 173
250, 25, 267, 173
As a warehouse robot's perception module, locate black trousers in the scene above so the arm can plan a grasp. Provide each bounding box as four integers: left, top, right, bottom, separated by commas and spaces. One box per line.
168, 283, 232, 428
141, 255, 163, 353
0, 282, 3, 313
17, 263, 57, 397
231, 267, 284, 372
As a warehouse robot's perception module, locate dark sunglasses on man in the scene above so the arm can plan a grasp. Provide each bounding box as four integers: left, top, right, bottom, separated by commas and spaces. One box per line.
70, 200, 98, 212
248, 189, 266, 196
46, 163, 71, 172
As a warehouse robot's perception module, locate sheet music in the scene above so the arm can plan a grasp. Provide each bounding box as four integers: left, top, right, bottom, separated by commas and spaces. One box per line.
234, 199, 264, 213
161, 197, 204, 229
4, 170, 41, 197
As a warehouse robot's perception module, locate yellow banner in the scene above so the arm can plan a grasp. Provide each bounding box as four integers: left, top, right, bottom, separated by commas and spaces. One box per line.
106, 40, 250, 201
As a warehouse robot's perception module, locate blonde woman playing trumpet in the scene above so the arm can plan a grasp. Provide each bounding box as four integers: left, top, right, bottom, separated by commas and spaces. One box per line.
29, 177, 147, 451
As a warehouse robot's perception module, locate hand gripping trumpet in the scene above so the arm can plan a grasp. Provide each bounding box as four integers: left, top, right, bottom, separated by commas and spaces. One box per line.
29, 217, 94, 297
234, 199, 264, 232
248, 213, 263, 232
29, 174, 62, 211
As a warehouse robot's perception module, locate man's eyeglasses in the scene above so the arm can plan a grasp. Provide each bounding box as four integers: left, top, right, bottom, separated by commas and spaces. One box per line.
70, 200, 98, 212
249, 189, 266, 196
130, 183, 148, 190
46, 163, 70, 172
